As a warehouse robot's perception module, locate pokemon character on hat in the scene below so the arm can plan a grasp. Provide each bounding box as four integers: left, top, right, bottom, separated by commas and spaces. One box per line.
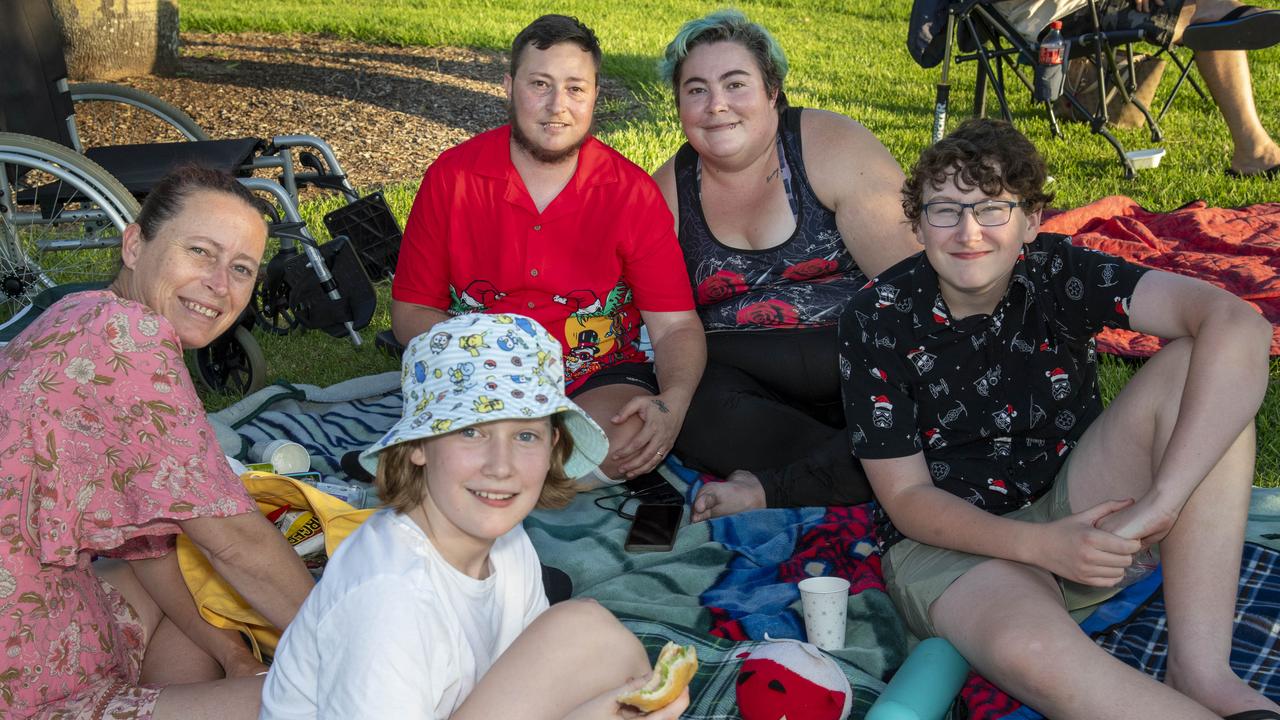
735, 638, 852, 720
359, 313, 609, 478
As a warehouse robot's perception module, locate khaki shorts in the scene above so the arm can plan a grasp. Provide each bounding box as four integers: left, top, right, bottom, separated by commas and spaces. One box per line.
883, 455, 1150, 638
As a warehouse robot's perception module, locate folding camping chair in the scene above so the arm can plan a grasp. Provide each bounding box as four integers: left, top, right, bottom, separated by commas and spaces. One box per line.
909, 0, 1207, 177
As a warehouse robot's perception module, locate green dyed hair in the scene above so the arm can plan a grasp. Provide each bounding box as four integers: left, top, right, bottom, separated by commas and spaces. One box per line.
659, 9, 789, 111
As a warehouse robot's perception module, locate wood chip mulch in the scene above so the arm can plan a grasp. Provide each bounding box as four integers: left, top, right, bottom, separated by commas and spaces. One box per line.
92, 32, 638, 191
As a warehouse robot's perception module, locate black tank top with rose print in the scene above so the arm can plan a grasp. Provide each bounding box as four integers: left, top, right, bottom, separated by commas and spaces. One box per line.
674, 107, 868, 331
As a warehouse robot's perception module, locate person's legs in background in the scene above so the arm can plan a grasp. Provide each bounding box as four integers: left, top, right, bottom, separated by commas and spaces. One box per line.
1176, 0, 1280, 176
674, 360, 843, 477
1057, 0, 1279, 177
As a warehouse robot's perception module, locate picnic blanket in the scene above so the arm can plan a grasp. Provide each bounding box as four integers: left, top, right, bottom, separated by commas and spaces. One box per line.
1041, 196, 1280, 356
210, 375, 1280, 720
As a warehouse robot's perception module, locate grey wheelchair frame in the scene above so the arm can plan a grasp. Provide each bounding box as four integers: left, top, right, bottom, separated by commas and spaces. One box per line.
2, 0, 393, 395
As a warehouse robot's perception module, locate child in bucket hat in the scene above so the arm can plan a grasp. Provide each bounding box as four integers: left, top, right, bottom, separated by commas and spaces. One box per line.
359, 311, 609, 491
262, 313, 689, 720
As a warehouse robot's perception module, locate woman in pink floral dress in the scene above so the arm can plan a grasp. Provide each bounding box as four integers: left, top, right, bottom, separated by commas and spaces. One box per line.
0, 167, 314, 719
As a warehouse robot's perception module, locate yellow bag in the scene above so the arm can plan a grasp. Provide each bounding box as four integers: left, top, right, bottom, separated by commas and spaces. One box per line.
177, 471, 375, 659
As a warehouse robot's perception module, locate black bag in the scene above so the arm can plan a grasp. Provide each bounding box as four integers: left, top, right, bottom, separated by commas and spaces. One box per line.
908, 0, 953, 68
282, 236, 376, 338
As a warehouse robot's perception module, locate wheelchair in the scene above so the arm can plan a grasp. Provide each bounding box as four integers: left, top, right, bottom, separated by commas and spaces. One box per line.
1, 0, 400, 396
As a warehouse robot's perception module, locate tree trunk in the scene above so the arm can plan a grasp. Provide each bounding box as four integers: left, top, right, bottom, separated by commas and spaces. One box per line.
50, 0, 180, 80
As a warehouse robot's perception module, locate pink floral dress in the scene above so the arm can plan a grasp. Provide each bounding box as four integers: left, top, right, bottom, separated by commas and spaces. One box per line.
0, 290, 256, 719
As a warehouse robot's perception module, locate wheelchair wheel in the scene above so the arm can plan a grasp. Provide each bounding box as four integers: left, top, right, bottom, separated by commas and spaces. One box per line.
0, 132, 138, 322
70, 83, 209, 149
252, 275, 300, 335
194, 325, 267, 397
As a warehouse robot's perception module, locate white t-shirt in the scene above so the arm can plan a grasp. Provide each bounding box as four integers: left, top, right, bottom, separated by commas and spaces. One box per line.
260, 509, 549, 720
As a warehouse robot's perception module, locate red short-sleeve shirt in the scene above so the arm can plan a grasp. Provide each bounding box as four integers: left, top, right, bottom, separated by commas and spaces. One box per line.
392, 126, 694, 391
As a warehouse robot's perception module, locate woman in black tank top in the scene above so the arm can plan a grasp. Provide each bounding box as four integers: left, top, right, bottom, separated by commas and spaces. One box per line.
652, 10, 919, 519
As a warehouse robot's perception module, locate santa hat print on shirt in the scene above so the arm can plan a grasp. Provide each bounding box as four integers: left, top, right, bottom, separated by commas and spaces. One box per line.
1047, 368, 1071, 400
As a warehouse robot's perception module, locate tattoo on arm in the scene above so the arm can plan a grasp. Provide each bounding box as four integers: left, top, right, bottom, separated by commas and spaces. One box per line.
651, 399, 670, 414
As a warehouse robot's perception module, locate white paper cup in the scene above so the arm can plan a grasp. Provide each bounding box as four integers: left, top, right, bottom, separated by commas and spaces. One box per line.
251, 440, 311, 474
799, 576, 851, 651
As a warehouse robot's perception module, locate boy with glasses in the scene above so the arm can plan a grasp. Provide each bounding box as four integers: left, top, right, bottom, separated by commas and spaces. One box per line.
840, 118, 1277, 719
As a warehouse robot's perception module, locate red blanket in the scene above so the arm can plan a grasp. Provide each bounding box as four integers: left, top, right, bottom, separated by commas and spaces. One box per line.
1041, 196, 1280, 356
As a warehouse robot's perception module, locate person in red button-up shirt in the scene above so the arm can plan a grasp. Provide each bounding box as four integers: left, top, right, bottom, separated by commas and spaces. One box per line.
392, 15, 705, 485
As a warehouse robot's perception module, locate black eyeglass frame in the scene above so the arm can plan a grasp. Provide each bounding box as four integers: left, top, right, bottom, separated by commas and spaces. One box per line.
921, 199, 1026, 228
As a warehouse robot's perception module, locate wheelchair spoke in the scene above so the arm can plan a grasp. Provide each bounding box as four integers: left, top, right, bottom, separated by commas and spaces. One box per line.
0, 165, 123, 317
0, 135, 138, 324
252, 275, 300, 335
194, 326, 266, 396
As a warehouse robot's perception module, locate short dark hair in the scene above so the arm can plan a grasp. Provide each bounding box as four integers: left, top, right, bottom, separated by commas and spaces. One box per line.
375, 413, 579, 513
136, 164, 265, 241
660, 10, 789, 112
902, 118, 1055, 231
509, 14, 602, 79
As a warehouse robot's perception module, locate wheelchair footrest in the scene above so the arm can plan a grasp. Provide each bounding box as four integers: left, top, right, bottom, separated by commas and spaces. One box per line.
323, 191, 402, 282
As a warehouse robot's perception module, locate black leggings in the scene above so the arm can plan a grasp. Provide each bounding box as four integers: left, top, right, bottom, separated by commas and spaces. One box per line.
673, 327, 870, 508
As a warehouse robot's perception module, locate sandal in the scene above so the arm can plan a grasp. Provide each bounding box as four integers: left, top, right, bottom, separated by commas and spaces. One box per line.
1182, 6, 1280, 51
1225, 164, 1280, 179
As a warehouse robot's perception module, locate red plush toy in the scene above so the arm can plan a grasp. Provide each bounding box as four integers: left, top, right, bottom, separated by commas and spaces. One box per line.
735, 639, 852, 720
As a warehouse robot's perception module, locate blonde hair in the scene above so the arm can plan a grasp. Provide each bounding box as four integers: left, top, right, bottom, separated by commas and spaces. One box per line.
375, 413, 578, 513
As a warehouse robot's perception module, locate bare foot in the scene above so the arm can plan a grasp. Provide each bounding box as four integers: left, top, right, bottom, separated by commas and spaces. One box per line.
1167, 665, 1280, 717
690, 470, 766, 522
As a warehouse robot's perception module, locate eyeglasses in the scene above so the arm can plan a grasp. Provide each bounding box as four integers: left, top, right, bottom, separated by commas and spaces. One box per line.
922, 200, 1024, 228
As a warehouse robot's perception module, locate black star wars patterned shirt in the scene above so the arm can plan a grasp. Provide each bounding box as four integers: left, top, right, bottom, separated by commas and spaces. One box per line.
839, 233, 1149, 549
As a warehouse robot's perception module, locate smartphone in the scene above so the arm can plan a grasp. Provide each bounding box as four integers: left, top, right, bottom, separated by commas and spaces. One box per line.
624, 503, 684, 552
623, 469, 683, 505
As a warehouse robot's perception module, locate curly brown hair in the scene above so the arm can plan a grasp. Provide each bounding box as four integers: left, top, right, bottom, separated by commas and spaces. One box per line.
902, 118, 1054, 232
374, 414, 578, 514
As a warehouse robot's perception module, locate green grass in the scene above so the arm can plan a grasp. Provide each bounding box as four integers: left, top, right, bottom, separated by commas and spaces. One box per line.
182, 0, 1280, 484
